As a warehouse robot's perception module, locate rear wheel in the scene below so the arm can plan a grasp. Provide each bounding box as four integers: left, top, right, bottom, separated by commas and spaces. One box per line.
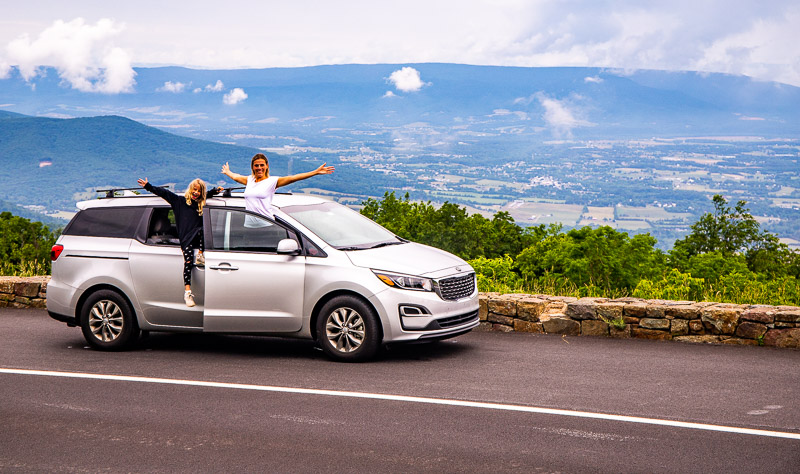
80, 290, 140, 351
316, 296, 381, 362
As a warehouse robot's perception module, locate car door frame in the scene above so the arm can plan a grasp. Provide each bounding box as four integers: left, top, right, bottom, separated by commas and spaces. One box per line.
202, 206, 307, 333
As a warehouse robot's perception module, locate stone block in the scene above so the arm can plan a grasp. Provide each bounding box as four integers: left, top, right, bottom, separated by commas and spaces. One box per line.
14, 281, 41, 298
513, 320, 544, 333
487, 313, 515, 326
517, 297, 546, 322
609, 325, 631, 338
565, 299, 597, 320
478, 297, 489, 321
740, 307, 775, 324
674, 335, 722, 344
0, 279, 16, 293
735, 321, 768, 340
632, 328, 672, 341
476, 321, 493, 331
670, 319, 689, 336
623, 303, 648, 318
581, 320, 609, 336
645, 305, 667, 319
29, 298, 47, 309
762, 329, 800, 349
14, 296, 31, 305
688, 319, 704, 334
666, 305, 701, 320
488, 298, 517, 317
596, 302, 624, 320
542, 318, 580, 335
623, 316, 640, 325
701, 307, 741, 335
776, 310, 800, 323
492, 323, 515, 333
720, 337, 758, 346
640, 318, 670, 330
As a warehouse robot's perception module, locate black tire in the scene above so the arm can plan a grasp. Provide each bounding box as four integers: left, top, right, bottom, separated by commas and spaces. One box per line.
316, 295, 381, 362
80, 290, 140, 351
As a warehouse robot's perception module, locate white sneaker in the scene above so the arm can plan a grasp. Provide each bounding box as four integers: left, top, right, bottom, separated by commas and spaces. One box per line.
184, 291, 196, 307
195, 253, 205, 266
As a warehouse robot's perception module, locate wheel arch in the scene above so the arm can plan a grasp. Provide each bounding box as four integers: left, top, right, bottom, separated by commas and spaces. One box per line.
310, 290, 384, 344
75, 284, 138, 326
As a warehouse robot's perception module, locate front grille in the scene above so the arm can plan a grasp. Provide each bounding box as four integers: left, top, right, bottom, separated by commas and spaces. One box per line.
436, 309, 479, 329
436, 273, 475, 301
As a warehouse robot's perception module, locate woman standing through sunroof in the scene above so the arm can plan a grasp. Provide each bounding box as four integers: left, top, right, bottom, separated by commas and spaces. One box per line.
221, 153, 334, 219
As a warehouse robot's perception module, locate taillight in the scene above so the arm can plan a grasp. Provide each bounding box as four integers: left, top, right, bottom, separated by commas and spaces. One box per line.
51, 244, 64, 261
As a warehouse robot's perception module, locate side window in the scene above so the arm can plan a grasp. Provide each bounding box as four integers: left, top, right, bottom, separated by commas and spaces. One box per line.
146, 208, 179, 246
209, 209, 296, 253
63, 207, 144, 238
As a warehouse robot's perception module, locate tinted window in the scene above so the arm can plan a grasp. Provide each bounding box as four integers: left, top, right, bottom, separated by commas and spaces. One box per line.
209, 208, 295, 252
63, 207, 144, 238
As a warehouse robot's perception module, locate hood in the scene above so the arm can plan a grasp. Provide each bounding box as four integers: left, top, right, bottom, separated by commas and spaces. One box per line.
345, 242, 470, 277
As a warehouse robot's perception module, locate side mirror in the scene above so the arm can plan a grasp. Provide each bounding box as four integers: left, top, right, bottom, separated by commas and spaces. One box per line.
277, 238, 301, 255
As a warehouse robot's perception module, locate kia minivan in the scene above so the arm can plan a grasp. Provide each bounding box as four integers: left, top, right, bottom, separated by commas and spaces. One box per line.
47, 190, 479, 361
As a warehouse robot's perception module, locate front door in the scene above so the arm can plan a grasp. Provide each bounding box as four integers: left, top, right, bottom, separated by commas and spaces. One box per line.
203, 208, 306, 333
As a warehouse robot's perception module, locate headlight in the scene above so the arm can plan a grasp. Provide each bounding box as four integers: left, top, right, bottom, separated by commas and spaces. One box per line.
373, 270, 434, 292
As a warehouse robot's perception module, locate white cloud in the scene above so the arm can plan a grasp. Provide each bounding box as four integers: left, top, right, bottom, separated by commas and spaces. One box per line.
388, 67, 429, 92
382, 90, 397, 98
205, 80, 224, 92
534, 92, 594, 138
158, 81, 187, 93
2, 18, 135, 93
254, 117, 279, 123
223, 87, 247, 105
192, 87, 202, 93
584, 76, 603, 83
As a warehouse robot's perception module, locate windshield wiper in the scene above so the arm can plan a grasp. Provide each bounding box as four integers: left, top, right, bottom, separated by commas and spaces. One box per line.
369, 241, 404, 249
336, 246, 365, 251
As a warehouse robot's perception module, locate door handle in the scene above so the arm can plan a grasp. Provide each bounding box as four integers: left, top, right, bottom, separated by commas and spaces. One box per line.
209, 264, 239, 271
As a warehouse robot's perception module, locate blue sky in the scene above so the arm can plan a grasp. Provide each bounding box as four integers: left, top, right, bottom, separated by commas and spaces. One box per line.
1, 0, 799, 93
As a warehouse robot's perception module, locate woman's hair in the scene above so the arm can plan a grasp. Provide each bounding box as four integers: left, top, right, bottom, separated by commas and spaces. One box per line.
250, 153, 269, 174
184, 179, 208, 215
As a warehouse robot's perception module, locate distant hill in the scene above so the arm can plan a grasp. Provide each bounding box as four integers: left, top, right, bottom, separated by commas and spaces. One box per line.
0, 114, 266, 210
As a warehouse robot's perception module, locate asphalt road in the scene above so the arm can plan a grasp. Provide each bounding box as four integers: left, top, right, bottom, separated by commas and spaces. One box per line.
1, 308, 799, 473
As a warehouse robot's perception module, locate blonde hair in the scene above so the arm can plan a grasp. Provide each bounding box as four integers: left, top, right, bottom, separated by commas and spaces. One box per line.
184, 179, 207, 215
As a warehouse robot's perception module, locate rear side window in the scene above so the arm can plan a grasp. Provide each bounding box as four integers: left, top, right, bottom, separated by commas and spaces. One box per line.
63, 207, 144, 238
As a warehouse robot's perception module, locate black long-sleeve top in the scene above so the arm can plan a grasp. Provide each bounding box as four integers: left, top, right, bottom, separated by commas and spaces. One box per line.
144, 182, 219, 247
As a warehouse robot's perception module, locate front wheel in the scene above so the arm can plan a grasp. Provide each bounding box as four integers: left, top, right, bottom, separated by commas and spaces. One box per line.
316, 296, 381, 362
80, 290, 140, 351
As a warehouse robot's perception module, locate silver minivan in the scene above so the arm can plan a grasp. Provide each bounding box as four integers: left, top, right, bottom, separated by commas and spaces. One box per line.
47, 191, 479, 361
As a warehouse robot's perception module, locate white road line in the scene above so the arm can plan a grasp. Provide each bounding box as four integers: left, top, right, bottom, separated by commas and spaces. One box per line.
3, 367, 799, 441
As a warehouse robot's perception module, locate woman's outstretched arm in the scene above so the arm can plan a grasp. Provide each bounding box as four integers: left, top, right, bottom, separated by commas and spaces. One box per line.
221, 162, 248, 185
276, 163, 335, 188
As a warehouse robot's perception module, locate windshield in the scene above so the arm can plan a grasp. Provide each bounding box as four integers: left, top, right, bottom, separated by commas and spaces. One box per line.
281, 201, 402, 249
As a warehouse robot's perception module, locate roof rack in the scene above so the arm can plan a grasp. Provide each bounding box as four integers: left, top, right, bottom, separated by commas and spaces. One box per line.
220, 187, 293, 197
96, 186, 169, 198
96, 186, 294, 199
221, 186, 245, 197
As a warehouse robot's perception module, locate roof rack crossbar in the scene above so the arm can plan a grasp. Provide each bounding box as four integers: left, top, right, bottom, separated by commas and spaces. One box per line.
96, 186, 169, 198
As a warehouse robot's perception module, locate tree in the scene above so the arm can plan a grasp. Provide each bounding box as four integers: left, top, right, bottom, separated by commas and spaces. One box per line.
0, 212, 58, 275
515, 225, 666, 292
671, 195, 800, 278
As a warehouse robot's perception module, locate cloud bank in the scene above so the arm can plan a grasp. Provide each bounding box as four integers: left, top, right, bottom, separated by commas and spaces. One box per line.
1, 18, 135, 93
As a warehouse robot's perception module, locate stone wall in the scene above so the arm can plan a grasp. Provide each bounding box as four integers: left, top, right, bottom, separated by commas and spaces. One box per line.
480, 293, 800, 349
3, 276, 799, 349
0, 276, 48, 309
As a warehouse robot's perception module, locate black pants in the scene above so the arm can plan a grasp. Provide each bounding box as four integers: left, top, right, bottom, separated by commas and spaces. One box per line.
181, 232, 204, 286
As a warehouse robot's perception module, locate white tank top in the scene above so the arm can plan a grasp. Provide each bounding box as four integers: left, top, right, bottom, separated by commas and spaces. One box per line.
244, 175, 279, 220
